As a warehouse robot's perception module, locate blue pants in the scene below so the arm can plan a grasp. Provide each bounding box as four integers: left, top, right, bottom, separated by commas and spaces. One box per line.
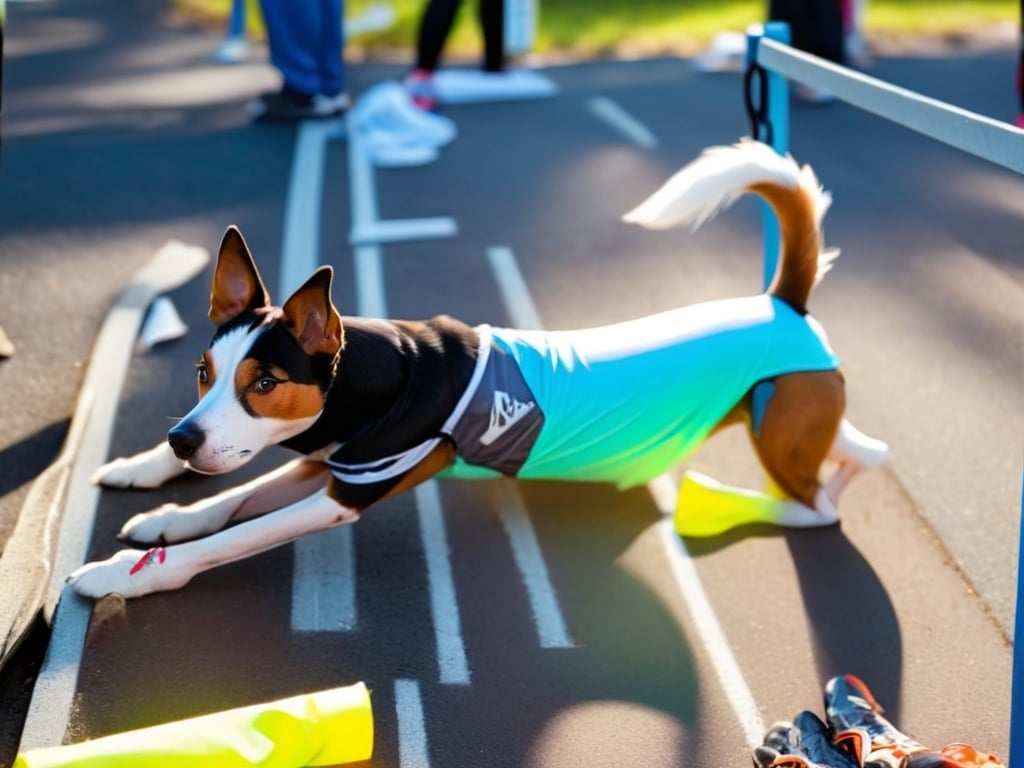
259, 0, 345, 97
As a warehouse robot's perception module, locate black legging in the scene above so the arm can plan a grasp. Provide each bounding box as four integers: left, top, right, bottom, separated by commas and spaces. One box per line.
415, 0, 505, 73
767, 0, 844, 64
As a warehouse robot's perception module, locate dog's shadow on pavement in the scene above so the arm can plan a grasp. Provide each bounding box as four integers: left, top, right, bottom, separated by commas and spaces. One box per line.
686, 522, 903, 723
786, 527, 903, 723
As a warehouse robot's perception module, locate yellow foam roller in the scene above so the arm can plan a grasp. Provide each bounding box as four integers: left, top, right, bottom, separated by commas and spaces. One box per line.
15, 682, 373, 768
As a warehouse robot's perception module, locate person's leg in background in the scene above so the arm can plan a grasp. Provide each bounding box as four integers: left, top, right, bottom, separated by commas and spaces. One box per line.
251, 0, 349, 120
316, 0, 346, 102
479, 0, 505, 73
406, 0, 506, 109
842, 0, 870, 68
768, 0, 843, 103
414, 0, 461, 74
406, 0, 461, 109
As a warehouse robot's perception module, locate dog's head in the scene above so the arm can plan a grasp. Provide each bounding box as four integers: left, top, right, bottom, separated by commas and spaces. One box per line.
167, 226, 344, 474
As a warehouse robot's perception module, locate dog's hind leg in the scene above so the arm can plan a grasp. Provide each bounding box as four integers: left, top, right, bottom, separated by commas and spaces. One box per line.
675, 371, 848, 537
822, 418, 890, 505
750, 371, 846, 513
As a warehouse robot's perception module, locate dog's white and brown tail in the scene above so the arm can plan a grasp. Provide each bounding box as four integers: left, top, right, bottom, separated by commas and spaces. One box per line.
622, 139, 837, 313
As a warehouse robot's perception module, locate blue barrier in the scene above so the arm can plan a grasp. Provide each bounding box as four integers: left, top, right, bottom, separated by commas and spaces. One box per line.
745, 24, 1023, 765
1015, 471, 1024, 766
745, 21, 790, 289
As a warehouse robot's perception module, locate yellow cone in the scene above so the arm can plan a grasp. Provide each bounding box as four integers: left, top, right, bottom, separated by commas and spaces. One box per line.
15, 683, 373, 768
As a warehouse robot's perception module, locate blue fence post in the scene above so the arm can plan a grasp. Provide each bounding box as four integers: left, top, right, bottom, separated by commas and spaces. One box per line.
746, 21, 790, 290
1012, 471, 1023, 768
214, 0, 249, 63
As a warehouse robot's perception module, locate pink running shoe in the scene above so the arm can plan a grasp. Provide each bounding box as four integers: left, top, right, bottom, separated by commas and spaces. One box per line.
405, 69, 437, 111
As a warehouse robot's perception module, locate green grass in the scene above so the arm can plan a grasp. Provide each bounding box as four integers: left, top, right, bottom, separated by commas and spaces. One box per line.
179, 0, 1018, 59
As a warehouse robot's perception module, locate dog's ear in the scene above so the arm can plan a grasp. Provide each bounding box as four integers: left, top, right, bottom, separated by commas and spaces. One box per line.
280, 266, 344, 357
209, 226, 271, 326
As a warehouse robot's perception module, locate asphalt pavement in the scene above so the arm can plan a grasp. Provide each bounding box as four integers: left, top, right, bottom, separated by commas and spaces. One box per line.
0, 0, 1021, 766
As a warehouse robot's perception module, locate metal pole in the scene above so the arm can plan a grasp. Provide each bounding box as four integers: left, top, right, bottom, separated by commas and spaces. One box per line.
1012, 470, 1023, 767
746, 21, 790, 290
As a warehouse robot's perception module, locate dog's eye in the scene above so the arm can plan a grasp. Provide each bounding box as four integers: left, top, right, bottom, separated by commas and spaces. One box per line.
196, 363, 209, 384
255, 378, 277, 394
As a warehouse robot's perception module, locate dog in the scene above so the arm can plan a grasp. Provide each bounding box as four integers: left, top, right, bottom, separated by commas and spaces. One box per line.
70, 140, 889, 599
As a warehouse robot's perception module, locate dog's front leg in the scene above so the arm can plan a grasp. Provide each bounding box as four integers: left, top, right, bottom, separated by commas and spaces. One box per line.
69, 488, 358, 599
118, 457, 331, 545
92, 441, 188, 489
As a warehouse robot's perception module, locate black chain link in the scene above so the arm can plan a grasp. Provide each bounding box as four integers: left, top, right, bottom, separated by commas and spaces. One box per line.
743, 61, 773, 145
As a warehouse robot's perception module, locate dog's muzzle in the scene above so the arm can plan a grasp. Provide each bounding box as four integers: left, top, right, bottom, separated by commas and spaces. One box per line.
168, 422, 205, 461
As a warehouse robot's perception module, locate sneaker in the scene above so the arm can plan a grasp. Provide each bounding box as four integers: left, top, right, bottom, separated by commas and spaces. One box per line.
312, 91, 352, 116
937, 743, 1005, 768
755, 720, 803, 767
793, 711, 859, 768
824, 675, 962, 768
404, 69, 437, 111
352, 82, 456, 146
754, 712, 858, 768
249, 87, 350, 121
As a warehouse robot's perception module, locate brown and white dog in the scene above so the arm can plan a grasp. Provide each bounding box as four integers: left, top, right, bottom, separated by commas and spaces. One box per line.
70, 140, 888, 599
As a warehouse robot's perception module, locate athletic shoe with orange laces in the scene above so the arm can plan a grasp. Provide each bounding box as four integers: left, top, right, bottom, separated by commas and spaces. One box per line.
824, 674, 967, 768
754, 711, 858, 768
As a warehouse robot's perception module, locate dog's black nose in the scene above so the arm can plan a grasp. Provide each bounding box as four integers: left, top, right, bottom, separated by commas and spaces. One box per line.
168, 423, 205, 459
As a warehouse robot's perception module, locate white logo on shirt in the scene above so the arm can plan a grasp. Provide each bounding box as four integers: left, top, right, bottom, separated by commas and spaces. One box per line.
479, 390, 536, 446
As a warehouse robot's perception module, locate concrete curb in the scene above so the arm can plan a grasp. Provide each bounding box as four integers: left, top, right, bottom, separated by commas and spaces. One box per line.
0, 241, 209, 674
0, 461, 65, 668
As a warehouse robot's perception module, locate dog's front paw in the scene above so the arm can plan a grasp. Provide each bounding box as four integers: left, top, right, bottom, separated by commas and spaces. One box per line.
92, 443, 187, 489
68, 548, 190, 599
118, 504, 209, 545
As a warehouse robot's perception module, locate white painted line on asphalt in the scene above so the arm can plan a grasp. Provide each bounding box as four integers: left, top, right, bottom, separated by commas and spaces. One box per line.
351, 217, 457, 245
20, 241, 211, 751
284, 119, 357, 634
415, 481, 471, 685
347, 110, 380, 228
587, 96, 658, 150
493, 480, 574, 648
291, 524, 356, 631
349, 117, 470, 686
395, 678, 431, 768
486, 246, 543, 331
346, 109, 456, 250
279, 119, 345, 297
19, 591, 94, 751
347, 112, 389, 320
647, 474, 765, 748
486, 246, 576, 650
354, 245, 387, 318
